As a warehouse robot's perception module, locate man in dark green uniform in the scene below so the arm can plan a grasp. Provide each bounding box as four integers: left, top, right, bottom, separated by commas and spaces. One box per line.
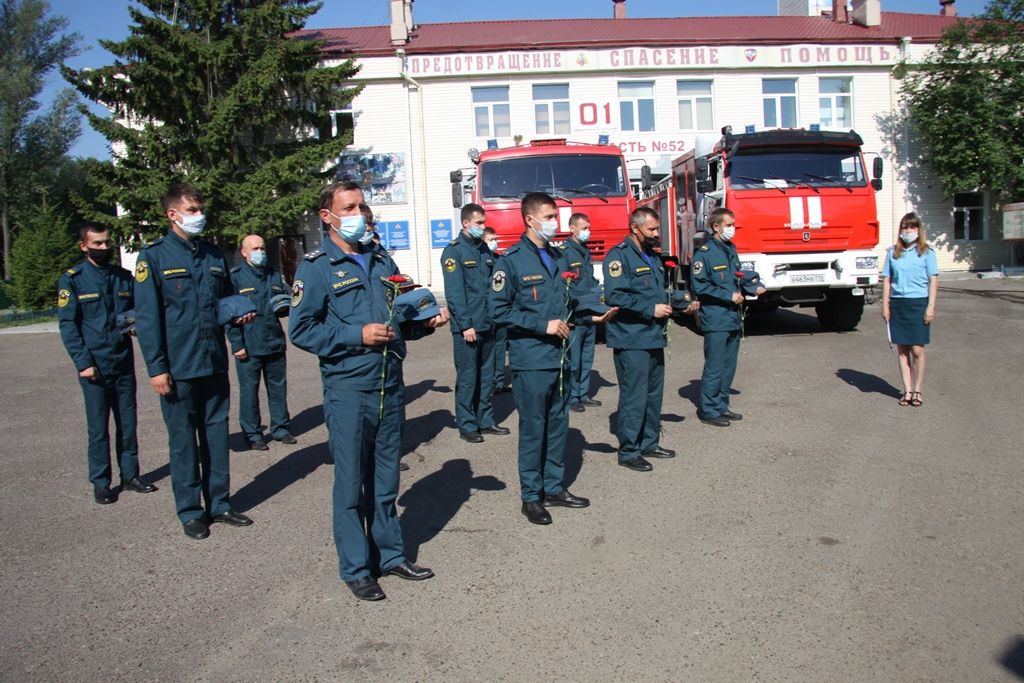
603, 207, 676, 472
561, 212, 602, 413
490, 192, 613, 525
134, 183, 256, 540
483, 227, 511, 395
441, 203, 509, 443
58, 226, 157, 504
227, 234, 295, 451
290, 180, 449, 601
691, 208, 764, 427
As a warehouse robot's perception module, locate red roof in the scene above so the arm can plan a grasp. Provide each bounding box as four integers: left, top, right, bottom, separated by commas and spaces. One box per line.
296, 12, 965, 58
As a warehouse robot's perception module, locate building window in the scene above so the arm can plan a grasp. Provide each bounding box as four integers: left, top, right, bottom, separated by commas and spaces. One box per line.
819, 77, 853, 128
762, 79, 798, 129
677, 80, 713, 131
619, 81, 655, 132
533, 84, 570, 135
472, 86, 511, 138
329, 106, 354, 139
953, 192, 985, 241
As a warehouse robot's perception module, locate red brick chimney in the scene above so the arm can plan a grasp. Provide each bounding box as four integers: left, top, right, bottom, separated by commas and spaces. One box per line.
940, 0, 956, 16
613, 0, 626, 19
833, 0, 848, 22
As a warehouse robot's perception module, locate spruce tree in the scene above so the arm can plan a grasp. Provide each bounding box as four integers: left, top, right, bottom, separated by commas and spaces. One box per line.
63, 0, 360, 247
10, 202, 77, 310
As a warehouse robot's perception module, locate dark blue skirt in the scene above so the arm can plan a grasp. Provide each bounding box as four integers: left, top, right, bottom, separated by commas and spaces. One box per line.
890, 297, 930, 346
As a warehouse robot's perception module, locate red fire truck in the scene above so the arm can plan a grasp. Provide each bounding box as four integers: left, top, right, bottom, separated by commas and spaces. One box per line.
450, 139, 640, 261
639, 127, 884, 331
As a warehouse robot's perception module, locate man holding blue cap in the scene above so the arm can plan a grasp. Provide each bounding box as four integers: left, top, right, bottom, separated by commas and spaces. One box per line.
691, 208, 765, 427
134, 183, 257, 539
227, 234, 295, 451
560, 212, 603, 413
441, 203, 510, 443
58, 225, 157, 504
290, 180, 450, 602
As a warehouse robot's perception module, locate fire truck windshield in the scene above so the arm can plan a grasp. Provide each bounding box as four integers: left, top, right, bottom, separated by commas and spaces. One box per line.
727, 145, 866, 190
480, 154, 628, 201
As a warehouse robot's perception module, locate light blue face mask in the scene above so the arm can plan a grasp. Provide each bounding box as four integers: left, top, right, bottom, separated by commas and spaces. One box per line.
359, 229, 376, 246
176, 212, 206, 236
900, 231, 918, 245
249, 249, 267, 267
577, 228, 591, 243
329, 212, 367, 244
468, 225, 485, 240
532, 219, 558, 243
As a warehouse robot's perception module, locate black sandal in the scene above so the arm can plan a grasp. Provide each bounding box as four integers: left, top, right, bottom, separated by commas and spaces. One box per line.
898, 392, 912, 406
910, 392, 923, 407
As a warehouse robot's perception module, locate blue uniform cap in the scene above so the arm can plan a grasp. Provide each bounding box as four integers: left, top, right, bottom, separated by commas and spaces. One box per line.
393, 287, 441, 322
739, 270, 764, 295
574, 291, 610, 315
670, 290, 694, 310
217, 294, 257, 326
269, 293, 291, 316
115, 308, 137, 335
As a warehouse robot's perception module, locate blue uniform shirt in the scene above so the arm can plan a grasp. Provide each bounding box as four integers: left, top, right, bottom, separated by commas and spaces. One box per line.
226, 262, 289, 357
57, 260, 135, 375
691, 236, 742, 332
881, 246, 938, 298
289, 235, 420, 390
441, 231, 494, 334
489, 234, 579, 371
133, 231, 233, 380
603, 238, 668, 349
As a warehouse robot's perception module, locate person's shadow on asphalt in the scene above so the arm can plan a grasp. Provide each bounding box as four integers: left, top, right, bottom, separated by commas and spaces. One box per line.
398, 458, 505, 562
836, 368, 902, 397
231, 442, 332, 512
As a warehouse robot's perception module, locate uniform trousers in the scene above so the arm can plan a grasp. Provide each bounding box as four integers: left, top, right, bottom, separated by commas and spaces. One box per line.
159, 372, 232, 522
700, 329, 741, 418
324, 382, 406, 582
568, 324, 596, 403
235, 351, 290, 442
451, 330, 496, 433
612, 348, 665, 460
79, 371, 140, 489
511, 368, 568, 502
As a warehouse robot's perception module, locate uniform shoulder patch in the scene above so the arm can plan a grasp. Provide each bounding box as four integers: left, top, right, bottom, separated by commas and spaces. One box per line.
135, 260, 149, 283
444, 257, 457, 273
607, 260, 623, 278
291, 280, 304, 307
491, 270, 506, 292
692, 260, 703, 275
57, 289, 71, 307
304, 250, 324, 261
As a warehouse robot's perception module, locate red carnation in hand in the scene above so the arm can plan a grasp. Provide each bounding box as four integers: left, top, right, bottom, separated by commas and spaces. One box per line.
664, 259, 679, 269
561, 271, 578, 280
388, 274, 410, 283
735, 271, 745, 278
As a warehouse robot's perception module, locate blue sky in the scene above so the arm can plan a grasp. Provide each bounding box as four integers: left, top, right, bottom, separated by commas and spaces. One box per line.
48, 0, 991, 158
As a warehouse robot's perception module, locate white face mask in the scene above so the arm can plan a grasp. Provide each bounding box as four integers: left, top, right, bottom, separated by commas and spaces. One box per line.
249, 249, 267, 267
486, 240, 498, 253
532, 219, 558, 243
900, 231, 918, 245
175, 212, 206, 236
720, 226, 736, 241
577, 228, 591, 243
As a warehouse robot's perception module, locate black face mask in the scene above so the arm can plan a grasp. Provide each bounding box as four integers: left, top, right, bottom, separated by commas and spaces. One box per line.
641, 235, 659, 250
87, 248, 113, 266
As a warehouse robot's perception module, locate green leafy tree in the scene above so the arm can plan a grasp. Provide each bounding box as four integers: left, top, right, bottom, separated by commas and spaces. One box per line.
9, 202, 77, 309
897, 0, 1024, 202
0, 0, 81, 280
63, 0, 360, 248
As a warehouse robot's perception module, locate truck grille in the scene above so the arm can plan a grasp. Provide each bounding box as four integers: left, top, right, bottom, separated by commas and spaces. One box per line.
758, 225, 855, 250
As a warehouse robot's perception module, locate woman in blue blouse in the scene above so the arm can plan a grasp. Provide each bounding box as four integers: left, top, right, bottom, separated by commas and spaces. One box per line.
881, 213, 938, 406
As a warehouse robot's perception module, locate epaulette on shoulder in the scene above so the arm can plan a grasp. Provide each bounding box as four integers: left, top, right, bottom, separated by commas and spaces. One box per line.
144, 236, 164, 248
503, 243, 521, 255
699, 244, 710, 251
304, 249, 324, 261
230, 265, 241, 273
448, 238, 459, 246
558, 243, 568, 251
65, 263, 82, 276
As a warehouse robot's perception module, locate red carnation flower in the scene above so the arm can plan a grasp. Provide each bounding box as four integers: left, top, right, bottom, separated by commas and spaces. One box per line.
664, 259, 679, 269
388, 274, 410, 283
561, 271, 578, 280
735, 271, 745, 278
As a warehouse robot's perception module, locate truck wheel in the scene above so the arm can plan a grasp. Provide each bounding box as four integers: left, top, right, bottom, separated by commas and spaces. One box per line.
816, 290, 864, 331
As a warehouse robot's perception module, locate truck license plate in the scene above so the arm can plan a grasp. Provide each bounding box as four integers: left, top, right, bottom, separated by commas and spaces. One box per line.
790, 273, 825, 284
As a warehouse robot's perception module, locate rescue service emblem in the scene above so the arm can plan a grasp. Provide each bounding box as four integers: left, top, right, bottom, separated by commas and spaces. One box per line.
291, 280, 304, 307
57, 289, 70, 308
135, 260, 149, 283
692, 260, 703, 275
444, 257, 457, 273
491, 270, 506, 292
418, 296, 431, 311
608, 260, 623, 278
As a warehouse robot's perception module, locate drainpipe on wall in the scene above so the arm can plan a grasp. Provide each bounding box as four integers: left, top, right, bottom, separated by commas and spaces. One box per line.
397, 49, 432, 286
897, 36, 913, 228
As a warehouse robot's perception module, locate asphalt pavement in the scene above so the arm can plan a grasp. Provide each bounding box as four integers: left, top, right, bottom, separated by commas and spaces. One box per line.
1, 277, 1022, 681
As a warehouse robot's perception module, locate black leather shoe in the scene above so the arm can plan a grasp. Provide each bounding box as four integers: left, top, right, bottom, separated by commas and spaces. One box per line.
94, 486, 118, 505
182, 519, 209, 540
249, 439, 269, 451
459, 431, 484, 443
569, 402, 585, 413
346, 577, 386, 601
275, 433, 298, 444
643, 446, 676, 459
721, 410, 743, 421
480, 425, 510, 435
543, 489, 590, 508
619, 456, 653, 472
399, 462, 409, 471
383, 560, 434, 581
211, 509, 253, 526
580, 398, 602, 407
521, 501, 552, 525
121, 477, 157, 493
700, 416, 731, 427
